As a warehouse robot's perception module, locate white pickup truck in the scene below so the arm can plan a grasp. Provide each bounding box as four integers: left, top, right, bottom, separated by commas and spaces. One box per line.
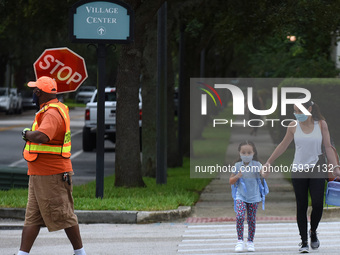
82, 87, 142, 151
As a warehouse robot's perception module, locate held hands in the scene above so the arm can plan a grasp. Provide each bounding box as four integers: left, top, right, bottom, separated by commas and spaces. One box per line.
261, 162, 271, 178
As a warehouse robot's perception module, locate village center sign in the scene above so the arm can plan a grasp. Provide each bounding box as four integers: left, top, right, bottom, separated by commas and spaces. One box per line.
69, 0, 134, 44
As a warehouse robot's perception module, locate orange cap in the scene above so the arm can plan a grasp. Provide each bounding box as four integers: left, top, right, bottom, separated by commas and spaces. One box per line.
28, 76, 57, 94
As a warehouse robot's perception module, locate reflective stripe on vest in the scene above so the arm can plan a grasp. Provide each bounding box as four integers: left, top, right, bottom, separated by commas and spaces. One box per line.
23, 102, 71, 162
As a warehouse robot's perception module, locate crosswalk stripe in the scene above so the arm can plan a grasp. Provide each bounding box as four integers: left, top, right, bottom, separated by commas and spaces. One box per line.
179, 239, 338, 247
177, 222, 340, 254
186, 222, 340, 229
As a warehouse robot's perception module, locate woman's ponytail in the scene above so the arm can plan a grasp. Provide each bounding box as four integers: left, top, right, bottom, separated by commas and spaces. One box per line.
299, 96, 325, 121
310, 102, 325, 121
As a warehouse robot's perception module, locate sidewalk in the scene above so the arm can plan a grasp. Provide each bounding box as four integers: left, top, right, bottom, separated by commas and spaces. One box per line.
188, 122, 339, 223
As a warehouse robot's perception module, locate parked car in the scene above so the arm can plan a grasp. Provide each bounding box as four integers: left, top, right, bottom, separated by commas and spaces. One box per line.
75, 86, 96, 104
82, 87, 142, 151
0, 87, 16, 114
21, 90, 37, 110
10, 88, 23, 114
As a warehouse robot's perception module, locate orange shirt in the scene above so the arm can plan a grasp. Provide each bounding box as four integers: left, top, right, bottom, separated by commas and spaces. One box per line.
27, 99, 73, 175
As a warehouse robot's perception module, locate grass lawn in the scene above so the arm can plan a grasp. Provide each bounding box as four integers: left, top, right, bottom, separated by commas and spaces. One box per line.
72, 158, 212, 211
0, 158, 211, 211
63, 98, 86, 108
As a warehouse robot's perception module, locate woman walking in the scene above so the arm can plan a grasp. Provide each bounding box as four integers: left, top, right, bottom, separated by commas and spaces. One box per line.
264, 99, 338, 253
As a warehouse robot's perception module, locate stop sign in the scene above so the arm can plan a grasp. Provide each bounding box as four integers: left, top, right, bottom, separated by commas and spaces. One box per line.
33, 47, 88, 93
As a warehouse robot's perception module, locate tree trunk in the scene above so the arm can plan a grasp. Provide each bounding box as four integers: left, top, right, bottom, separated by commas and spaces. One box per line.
167, 41, 181, 167
115, 43, 145, 187
141, 20, 157, 177
114, 0, 165, 187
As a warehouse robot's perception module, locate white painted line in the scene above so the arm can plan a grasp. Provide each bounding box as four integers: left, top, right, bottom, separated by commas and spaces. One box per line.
183, 233, 235, 238
70, 150, 83, 160
177, 251, 338, 255
182, 239, 229, 242
71, 129, 82, 137
9, 158, 26, 167
187, 222, 340, 229
183, 231, 300, 237
179, 239, 337, 247
178, 243, 232, 247
185, 228, 237, 233
178, 244, 340, 253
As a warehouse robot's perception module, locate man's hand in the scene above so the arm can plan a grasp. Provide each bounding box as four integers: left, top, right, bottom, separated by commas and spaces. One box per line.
22, 128, 31, 141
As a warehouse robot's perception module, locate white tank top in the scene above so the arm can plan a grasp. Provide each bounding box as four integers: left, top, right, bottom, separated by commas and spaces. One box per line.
293, 121, 322, 169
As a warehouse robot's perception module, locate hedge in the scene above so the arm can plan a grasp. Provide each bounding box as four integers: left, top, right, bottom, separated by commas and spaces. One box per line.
269, 78, 340, 143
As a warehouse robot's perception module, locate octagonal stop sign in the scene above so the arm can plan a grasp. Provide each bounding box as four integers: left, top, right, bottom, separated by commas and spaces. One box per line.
33, 47, 88, 93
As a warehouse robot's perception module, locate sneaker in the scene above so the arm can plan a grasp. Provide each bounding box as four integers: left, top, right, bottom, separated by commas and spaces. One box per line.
235, 240, 244, 252
247, 241, 255, 252
299, 241, 309, 253
309, 230, 320, 250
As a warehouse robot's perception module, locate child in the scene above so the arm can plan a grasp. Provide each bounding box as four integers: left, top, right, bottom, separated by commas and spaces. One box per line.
229, 140, 269, 252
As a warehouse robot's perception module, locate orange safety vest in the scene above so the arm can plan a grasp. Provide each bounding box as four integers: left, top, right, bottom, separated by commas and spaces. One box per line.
23, 102, 71, 162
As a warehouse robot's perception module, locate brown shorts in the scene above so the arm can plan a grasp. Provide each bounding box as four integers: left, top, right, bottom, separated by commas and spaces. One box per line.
24, 173, 78, 232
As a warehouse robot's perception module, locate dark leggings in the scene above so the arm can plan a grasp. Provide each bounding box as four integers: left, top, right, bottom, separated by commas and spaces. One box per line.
291, 177, 325, 242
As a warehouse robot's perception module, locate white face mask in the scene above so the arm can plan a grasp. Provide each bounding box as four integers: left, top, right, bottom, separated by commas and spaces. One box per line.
240, 154, 253, 163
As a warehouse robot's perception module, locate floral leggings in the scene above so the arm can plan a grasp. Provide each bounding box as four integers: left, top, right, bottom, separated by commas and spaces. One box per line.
236, 200, 258, 242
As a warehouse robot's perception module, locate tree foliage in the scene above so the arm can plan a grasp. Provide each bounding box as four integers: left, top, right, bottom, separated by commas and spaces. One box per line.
1, 0, 340, 189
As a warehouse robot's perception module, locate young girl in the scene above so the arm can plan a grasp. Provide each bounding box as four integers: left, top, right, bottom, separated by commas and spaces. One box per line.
229, 141, 268, 252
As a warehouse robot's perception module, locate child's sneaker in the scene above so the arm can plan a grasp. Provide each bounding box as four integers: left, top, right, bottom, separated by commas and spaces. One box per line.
247, 241, 255, 252
235, 240, 244, 252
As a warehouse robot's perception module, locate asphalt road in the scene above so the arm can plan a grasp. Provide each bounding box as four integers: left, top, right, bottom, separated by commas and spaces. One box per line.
0, 107, 115, 185
2, 220, 340, 254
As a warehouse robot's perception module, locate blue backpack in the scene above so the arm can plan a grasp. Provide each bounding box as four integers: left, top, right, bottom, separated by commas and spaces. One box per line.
325, 177, 340, 207
231, 163, 269, 212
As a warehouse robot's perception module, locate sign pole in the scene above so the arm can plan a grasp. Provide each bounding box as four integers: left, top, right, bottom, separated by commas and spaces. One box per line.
96, 43, 106, 198
70, 0, 134, 197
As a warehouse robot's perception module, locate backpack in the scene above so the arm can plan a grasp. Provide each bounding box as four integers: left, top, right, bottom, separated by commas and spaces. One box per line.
325, 177, 340, 207
231, 162, 269, 212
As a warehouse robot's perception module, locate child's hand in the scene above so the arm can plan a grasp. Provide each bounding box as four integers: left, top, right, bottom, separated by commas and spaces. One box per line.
236, 171, 243, 178
263, 162, 271, 171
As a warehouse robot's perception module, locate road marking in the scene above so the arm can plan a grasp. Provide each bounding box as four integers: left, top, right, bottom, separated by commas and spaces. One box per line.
71, 129, 82, 137
178, 222, 340, 254
9, 158, 26, 167
0, 124, 26, 131
186, 216, 297, 223
70, 150, 83, 160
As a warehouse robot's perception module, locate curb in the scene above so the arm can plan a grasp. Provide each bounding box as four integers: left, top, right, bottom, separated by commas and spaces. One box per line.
0, 206, 192, 227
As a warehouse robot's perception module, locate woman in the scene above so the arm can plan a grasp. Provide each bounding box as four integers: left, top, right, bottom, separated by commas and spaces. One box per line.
264, 99, 339, 253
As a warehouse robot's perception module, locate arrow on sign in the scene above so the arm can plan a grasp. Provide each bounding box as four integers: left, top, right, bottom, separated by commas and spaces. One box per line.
97, 27, 105, 35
